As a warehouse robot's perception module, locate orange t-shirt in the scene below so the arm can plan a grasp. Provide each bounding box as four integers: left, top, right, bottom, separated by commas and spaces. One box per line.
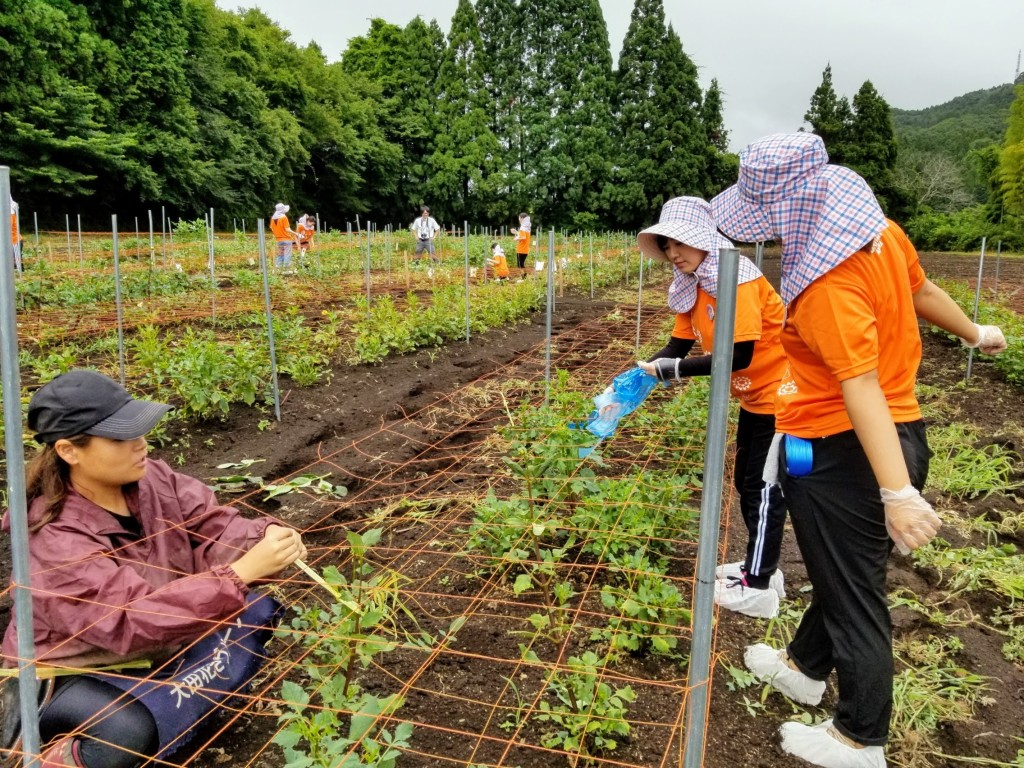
297, 222, 314, 244
491, 252, 510, 278
10, 213, 18, 245
270, 215, 291, 242
671, 274, 787, 415
774, 221, 926, 438
516, 228, 530, 255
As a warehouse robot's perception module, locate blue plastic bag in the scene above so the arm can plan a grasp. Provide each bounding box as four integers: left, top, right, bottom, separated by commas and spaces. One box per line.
581, 368, 659, 448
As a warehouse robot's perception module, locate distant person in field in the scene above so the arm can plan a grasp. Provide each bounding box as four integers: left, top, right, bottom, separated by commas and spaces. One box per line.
296, 213, 315, 261
410, 207, 440, 263
711, 132, 1008, 768
636, 196, 789, 619
488, 242, 510, 281
0, 370, 306, 768
270, 202, 297, 271
515, 212, 531, 269
10, 197, 22, 271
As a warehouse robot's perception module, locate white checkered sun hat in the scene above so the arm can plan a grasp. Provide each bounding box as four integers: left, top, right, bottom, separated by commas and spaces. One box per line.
710, 133, 886, 303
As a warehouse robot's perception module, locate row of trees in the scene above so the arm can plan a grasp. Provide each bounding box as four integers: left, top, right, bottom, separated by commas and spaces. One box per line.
0, 0, 733, 230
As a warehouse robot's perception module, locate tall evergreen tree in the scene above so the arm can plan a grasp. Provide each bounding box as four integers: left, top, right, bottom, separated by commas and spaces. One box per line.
519, 0, 615, 227
475, 0, 527, 220
804, 64, 853, 164
609, 0, 667, 227
427, 0, 501, 222
846, 80, 900, 211
655, 23, 706, 205
700, 78, 738, 196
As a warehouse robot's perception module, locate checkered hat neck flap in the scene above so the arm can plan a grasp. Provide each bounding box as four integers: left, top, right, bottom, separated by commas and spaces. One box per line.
710, 133, 886, 304
637, 197, 759, 314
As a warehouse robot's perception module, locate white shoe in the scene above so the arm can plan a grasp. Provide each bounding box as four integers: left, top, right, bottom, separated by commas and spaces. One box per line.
744, 643, 826, 706
715, 577, 780, 618
780, 720, 886, 768
716, 560, 786, 598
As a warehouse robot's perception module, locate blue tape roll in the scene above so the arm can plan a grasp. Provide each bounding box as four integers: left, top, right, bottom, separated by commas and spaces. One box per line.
784, 434, 814, 477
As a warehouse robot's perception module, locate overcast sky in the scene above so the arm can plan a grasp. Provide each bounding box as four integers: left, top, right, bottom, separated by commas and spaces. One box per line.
218, 0, 1023, 151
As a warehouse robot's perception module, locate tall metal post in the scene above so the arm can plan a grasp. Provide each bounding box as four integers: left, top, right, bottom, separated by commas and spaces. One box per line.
208, 208, 216, 323
635, 253, 645, 350
544, 229, 555, 406
65, 213, 72, 262
160, 206, 167, 264
76, 214, 83, 264
589, 232, 594, 299
112, 215, 126, 386
258, 220, 282, 421
148, 210, 155, 265
994, 240, 1002, 295
364, 223, 371, 319
965, 237, 986, 381
1, 169, 43, 768
683, 246, 740, 768
464, 221, 471, 342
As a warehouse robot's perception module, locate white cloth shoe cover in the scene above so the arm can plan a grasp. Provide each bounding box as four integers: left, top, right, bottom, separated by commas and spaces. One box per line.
780, 720, 886, 768
744, 643, 826, 705
716, 560, 786, 598
715, 577, 780, 618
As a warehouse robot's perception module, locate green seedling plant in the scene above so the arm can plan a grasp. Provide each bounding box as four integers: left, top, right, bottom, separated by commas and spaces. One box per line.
912, 539, 1024, 601
530, 650, 636, 763
275, 529, 415, 767
925, 422, 1019, 499
594, 554, 691, 658
263, 474, 349, 501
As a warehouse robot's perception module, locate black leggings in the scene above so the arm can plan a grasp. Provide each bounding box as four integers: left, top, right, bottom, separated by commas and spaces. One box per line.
41, 676, 157, 767
516, 253, 527, 269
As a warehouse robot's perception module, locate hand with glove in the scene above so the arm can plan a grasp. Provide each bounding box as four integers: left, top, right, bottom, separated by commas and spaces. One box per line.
638, 358, 683, 383
960, 323, 1007, 356
879, 485, 941, 554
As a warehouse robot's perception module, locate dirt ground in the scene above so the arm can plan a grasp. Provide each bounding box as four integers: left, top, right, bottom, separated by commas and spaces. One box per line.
1, 251, 1022, 767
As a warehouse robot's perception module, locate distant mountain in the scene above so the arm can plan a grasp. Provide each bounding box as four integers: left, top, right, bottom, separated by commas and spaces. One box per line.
892, 83, 1016, 157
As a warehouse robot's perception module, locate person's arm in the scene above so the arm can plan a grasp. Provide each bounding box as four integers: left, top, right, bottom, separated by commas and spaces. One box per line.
912, 278, 1006, 355
646, 336, 695, 363
639, 340, 754, 381
841, 369, 941, 553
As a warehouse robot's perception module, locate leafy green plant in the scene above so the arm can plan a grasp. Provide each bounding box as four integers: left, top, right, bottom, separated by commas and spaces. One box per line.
274, 530, 415, 767
912, 539, 1024, 601
925, 422, 1019, 499
263, 473, 348, 501
531, 650, 636, 761
594, 563, 691, 657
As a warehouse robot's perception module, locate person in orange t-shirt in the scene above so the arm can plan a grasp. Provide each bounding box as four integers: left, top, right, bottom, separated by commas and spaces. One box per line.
712, 133, 1007, 767
488, 242, 510, 280
10, 198, 23, 271
269, 202, 297, 271
296, 213, 315, 260
514, 212, 531, 269
637, 196, 790, 620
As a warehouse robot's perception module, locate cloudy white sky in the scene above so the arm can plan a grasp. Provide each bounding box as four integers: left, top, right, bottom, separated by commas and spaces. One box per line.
218, 0, 1023, 150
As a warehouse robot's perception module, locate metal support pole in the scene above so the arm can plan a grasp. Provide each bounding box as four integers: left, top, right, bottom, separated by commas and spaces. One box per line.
65, 214, 72, 262
965, 237, 986, 382
76, 214, 83, 264
364, 223, 371, 319
208, 208, 216, 323
464, 221, 470, 342
1, 169, 43, 768
258, 220, 282, 421
160, 206, 167, 264
755, 241, 763, 270
148, 210, 155, 265
635, 254, 645, 350
112, 215, 126, 386
682, 246, 740, 768
589, 232, 594, 299
544, 229, 555, 406
994, 240, 1001, 296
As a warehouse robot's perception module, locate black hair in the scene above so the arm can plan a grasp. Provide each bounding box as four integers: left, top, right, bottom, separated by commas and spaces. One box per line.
656, 234, 670, 251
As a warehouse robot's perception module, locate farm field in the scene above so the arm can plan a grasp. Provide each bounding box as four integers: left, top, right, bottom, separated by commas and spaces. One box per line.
1, 248, 1022, 768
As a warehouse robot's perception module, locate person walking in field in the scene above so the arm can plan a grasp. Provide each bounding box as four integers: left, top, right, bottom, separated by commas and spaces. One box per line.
0, 369, 306, 767
515, 212, 531, 269
410, 207, 440, 264
270, 202, 297, 271
711, 132, 1007, 768
636, 196, 789, 619
10, 198, 23, 271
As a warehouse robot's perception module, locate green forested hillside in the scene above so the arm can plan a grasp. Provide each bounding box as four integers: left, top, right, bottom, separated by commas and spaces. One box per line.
892, 84, 1015, 157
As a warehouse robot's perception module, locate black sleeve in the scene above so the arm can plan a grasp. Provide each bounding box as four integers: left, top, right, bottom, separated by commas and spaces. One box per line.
646, 336, 696, 362
673, 340, 756, 377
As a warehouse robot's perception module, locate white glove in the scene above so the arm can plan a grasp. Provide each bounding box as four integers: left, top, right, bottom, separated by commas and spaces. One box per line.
879, 485, 941, 555
961, 324, 1007, 356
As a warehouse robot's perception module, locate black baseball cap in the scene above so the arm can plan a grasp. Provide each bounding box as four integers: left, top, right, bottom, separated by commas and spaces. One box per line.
28, 369, 172, 444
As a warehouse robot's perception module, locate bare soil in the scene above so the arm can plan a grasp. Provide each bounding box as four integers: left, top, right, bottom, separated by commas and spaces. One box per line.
2, 252, 1022, 768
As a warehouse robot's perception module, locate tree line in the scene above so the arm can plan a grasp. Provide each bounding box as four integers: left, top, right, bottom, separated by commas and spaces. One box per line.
0, 0, 732, 231
3, 0, 1022, 243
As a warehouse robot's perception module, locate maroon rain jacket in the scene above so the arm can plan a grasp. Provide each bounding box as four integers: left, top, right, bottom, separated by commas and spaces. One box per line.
2, 459, 274, 667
